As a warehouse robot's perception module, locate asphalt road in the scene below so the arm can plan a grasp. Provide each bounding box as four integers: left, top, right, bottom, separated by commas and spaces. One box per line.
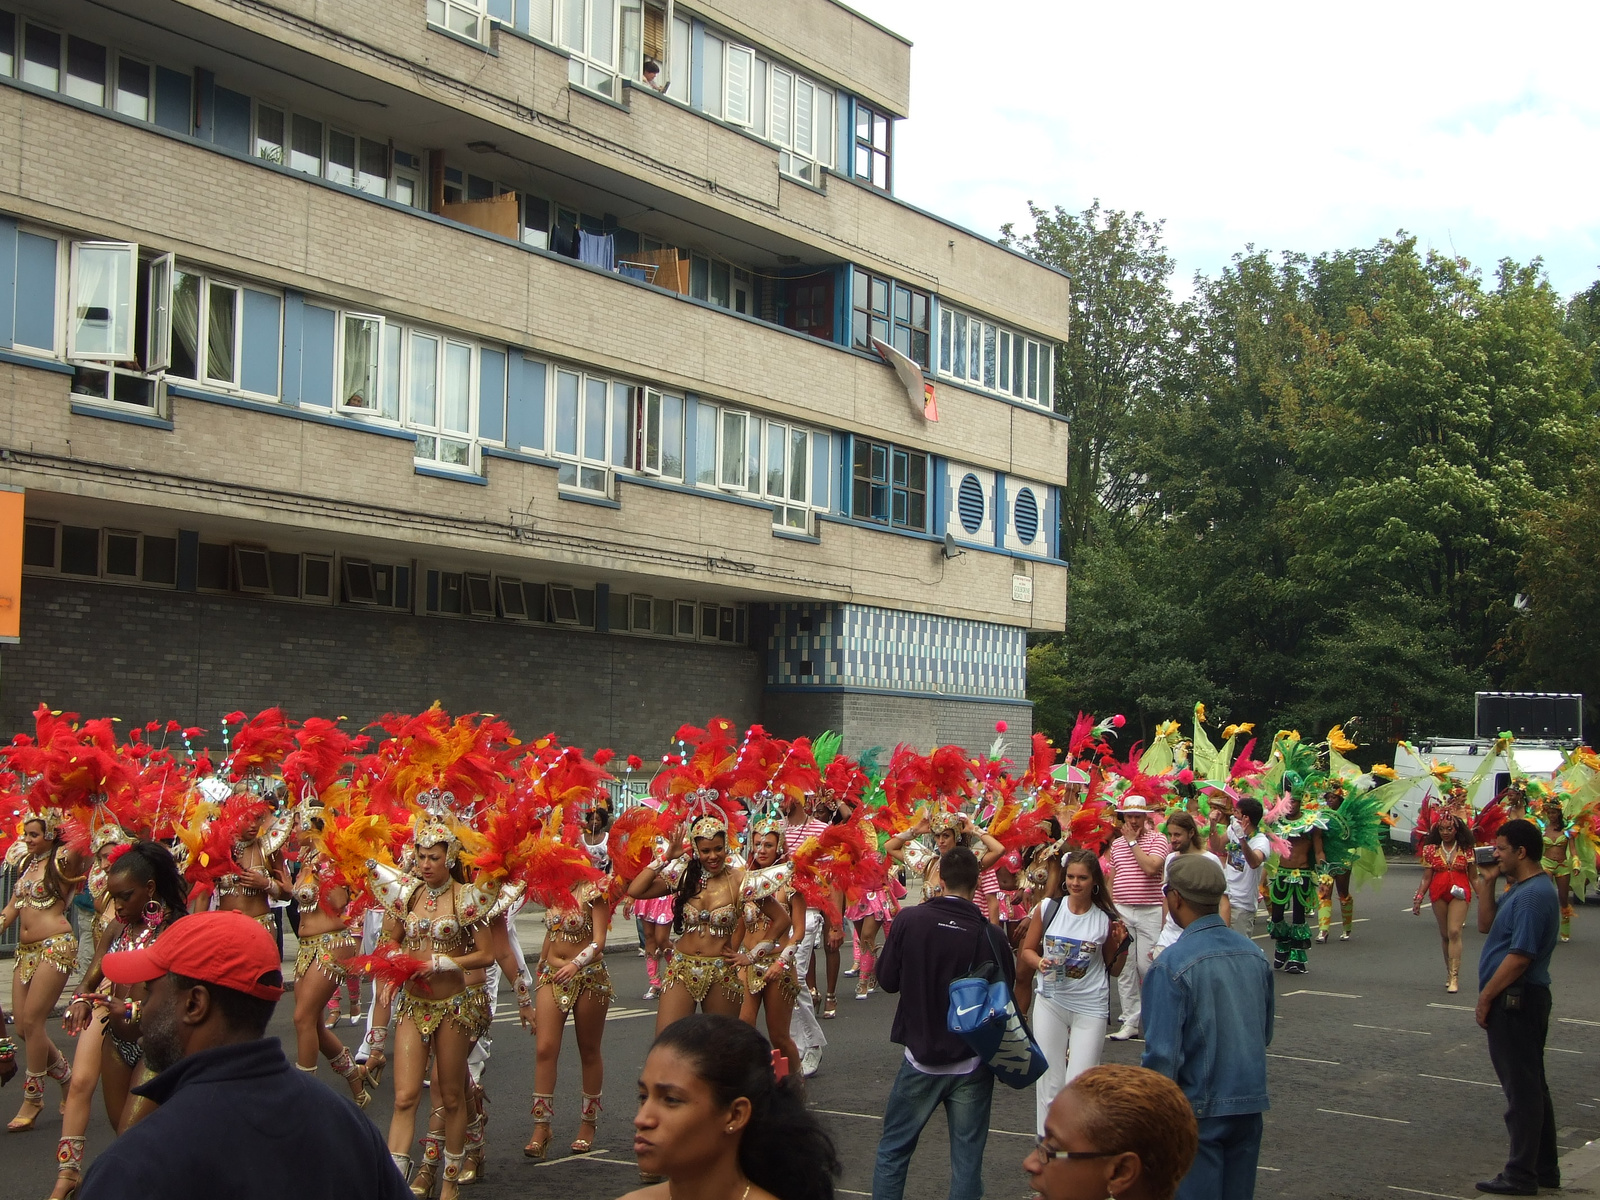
5, 865, 1598, 1200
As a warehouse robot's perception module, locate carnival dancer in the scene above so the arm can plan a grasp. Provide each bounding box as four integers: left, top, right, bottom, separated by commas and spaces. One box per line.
1412, 805, 1478, 992
1264, 786, 1326, 975
627, 721, 750, 1033
630, 815, 747, 1030
736, 816, 805, 1080
1537, 789, 1576, 942
1316, 779, 1356, 943
884, 812, 1003, 901
200, 710, 295, 941
1, 708, 112, 1132
1020, 848, 1129, 1136
635, 838, 677, 1000
518, 744, 618, 1164
283, 719, 374, 1107
52, 841, 187, 1196
372, 819, 495, 1198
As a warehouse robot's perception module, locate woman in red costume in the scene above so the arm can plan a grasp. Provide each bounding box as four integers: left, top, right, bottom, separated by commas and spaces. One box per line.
1412, 806, 1478, 993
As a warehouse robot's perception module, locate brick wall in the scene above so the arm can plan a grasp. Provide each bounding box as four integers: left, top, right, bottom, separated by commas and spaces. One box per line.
0, 577, 762, 756
762, 690, 1031, 758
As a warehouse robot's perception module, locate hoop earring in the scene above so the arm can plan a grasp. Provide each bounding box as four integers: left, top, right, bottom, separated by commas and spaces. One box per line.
143, 900, 166, 928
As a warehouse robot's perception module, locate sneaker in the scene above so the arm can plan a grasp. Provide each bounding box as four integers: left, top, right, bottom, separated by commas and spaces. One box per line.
1107, 1023, 1139, 1042
1285, 961, 1308, 975
800, 1048, 822, 1078
842, 967, 859, 977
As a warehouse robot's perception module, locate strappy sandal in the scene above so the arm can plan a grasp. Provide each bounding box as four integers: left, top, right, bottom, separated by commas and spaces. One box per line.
7, 1072, 44, 1132
821, 993, 837, 1020
571, 1092, 601, 1153
523, 1093, 554, 1160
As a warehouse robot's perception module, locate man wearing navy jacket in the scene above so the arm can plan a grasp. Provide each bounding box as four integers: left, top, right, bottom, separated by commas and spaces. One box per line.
79, 910, 408, 1200
872, 845, 1014, 1200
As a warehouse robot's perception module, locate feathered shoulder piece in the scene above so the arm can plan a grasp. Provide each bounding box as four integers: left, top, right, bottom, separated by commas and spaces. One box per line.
283, 717, 361, 804
651, 719, 741, 822
607, 804, 675, 883
1067, 798, 1116, 853
792, 822, 888, 924
369, 704, 517, 823
3, 706, 139, 835
222, 708, 295, 795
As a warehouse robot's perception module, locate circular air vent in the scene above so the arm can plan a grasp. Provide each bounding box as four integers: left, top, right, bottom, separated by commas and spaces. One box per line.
957, 473, 986, 534
1014, 487, 1039, 544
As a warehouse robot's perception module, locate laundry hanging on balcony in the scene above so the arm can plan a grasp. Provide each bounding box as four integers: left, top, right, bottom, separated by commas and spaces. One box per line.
577, 230, 616, 272
871, 337, 939, 421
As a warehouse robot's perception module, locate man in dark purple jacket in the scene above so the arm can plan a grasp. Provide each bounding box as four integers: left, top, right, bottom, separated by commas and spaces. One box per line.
872, 846, 1013, 1200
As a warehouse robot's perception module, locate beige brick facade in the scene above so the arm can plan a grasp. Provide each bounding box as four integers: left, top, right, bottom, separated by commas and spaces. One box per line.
1, 0, 1068, 748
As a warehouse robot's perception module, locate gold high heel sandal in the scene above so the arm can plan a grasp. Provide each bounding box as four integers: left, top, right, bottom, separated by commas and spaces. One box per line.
570, 1092, 601, 1153
8, 1072, 45, 1132
523, 1094, 553, 1160
410, 1133, 442, 1198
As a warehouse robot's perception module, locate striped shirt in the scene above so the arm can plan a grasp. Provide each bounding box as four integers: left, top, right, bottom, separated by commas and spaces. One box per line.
783, 818, 830, 857
1107, 827, 1168, 906
975, 867, 1004, 915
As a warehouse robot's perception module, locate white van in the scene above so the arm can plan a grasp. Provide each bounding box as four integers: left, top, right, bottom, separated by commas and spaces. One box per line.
1388, 739, 1566, 845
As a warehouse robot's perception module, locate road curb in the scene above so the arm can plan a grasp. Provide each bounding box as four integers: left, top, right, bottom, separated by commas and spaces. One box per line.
1561, 1138, 1600, 1182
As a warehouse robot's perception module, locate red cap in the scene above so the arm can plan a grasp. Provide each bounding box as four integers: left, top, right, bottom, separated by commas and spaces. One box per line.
100, 910, 285, 1001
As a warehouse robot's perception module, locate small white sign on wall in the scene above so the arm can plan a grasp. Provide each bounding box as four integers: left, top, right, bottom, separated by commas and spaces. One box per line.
1011, 574, 1033, 603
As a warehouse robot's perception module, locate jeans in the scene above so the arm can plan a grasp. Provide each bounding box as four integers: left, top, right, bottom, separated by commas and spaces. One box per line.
1113, 903, 1162, 1030
1032, 1002, 1106, 1135
1485, 983, 1559, 1188
1178, 1112, 1263, 1200
872, 1060, 993, 1200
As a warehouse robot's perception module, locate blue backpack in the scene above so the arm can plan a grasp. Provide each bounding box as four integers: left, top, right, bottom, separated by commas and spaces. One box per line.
946, 922, 1048, 1089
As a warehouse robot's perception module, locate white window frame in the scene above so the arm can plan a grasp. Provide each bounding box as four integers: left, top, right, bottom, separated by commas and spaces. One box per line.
428, 0, 489, 43
201, 279, 243, 389
406, 330, 479, 471
763, 419, 819, 530
766, 62, 833, 183
67, 241, 139, 363
338, 312, 389, 417
724, 43, 754, 126
560, 0, 620, 97
938, 303, 1055, 408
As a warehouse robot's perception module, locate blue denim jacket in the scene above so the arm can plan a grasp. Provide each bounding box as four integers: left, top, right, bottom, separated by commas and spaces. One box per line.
1139, 914, 1275, 1118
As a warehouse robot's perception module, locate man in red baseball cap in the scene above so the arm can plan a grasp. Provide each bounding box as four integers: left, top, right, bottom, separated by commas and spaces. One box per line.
78, 911, 407, 1200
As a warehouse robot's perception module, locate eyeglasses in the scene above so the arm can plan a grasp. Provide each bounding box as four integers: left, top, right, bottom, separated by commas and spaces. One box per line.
1028, 1135, 1128, 1162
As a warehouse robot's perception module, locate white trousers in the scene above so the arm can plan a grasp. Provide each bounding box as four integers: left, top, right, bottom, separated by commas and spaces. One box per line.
357, 910, 385, 1059
788, 910, 828, 1055
1113, 903, 1163, 1031
467, 910, 529, 1084
1033, 1002, 1108, 1135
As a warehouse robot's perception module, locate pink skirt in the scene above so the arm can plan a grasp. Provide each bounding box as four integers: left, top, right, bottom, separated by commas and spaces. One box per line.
846, 891, 892, 922
636, 895, 676, 925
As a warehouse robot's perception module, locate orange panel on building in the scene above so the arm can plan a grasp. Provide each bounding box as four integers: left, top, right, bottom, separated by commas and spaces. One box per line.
0, 488, 21, 643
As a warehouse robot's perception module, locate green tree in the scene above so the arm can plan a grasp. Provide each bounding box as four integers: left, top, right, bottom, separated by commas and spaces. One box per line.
1002, 201, 1178, 561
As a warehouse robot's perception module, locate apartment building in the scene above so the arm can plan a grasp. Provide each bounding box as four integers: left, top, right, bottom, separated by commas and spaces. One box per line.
0, 0, 1070, 757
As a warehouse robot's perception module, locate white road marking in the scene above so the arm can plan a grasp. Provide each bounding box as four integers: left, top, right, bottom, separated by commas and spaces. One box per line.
1387, 1187, 1469, 1199
1258, 1165, 1281, 1171
1551, 1047, 1584, 1054
988, 1128, 1037, 1139
1318, 1107, 1409, 1124
1418, 1072, 1498, 1088
532, 1150, 637, 1169
1426, 1003, 1475, 1012
1282, 989, 1361, 998
839, 1191, 871, 1196
815, 1109, 882, 1121
1268, 1052, 1340, 1064
1560, 1016, 1600, 1027
1355, 1024, 1432, 1035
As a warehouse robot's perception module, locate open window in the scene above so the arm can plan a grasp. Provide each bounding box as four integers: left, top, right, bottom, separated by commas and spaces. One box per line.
497, 576, 528, 619
68, 241, 139, 362
340, 313, 384, 412
233, 545, 273, 594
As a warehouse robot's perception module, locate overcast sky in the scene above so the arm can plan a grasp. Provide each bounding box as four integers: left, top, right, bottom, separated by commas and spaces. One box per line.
853, 0, 1600, 298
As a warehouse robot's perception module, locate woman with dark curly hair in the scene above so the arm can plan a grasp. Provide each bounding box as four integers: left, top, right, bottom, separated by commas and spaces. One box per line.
1024, 1063, 1198, 1200
621, 1013, 840, 1200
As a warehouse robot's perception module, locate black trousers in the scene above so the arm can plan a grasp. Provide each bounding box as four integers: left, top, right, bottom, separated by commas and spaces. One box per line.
1484, 982, 1559, 1188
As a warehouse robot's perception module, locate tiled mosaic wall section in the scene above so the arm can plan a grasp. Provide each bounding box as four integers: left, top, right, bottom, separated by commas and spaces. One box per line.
763, 602, 1027, 700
